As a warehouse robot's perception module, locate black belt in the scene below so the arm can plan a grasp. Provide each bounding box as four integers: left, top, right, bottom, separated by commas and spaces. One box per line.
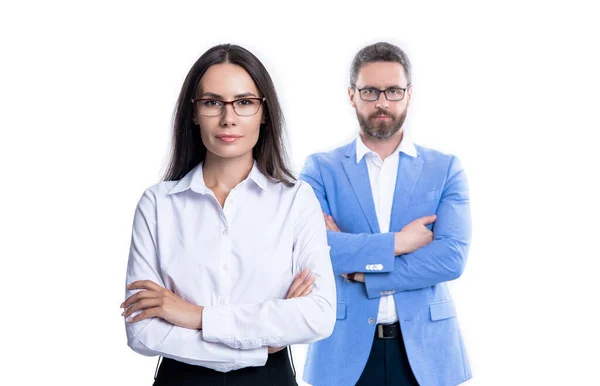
376, 322, 400, 339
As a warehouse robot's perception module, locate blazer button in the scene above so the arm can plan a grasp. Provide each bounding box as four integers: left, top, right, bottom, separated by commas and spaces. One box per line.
368, 317, 375, 325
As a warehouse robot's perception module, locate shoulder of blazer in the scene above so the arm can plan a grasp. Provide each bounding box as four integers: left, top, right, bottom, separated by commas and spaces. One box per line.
414, 144, 457, 172
311, 141, 354, 166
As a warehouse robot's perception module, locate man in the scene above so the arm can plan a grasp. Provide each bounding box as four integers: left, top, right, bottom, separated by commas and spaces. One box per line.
300, 42, 472, 386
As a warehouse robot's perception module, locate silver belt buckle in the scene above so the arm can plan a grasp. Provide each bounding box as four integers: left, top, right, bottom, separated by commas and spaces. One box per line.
377, 324, 395, 339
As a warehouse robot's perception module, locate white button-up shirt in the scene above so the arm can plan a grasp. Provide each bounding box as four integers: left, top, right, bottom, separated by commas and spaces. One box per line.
125, 162, 336, 372
356, 134, 417, 324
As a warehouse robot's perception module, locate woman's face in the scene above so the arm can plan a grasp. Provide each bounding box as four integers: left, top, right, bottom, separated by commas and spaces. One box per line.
193, 63, 264, 161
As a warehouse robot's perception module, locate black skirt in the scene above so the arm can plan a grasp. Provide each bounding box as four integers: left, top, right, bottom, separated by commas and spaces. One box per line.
153, 348, 298, 386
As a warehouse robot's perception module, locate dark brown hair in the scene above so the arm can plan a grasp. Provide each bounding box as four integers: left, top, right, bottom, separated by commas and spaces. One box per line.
163, 44, 295, 186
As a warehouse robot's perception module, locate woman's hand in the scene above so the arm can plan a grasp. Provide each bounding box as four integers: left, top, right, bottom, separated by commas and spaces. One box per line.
268, 268, 316, 354
121, 280, 204, 330
285, 267, 316, 299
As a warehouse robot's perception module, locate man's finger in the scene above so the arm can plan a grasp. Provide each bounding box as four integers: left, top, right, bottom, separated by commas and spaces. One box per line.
418, 214, 437, 225
330, 216, 340, 231
355, 273, 365, 283
327, 215, 341, 232
324, 216, 335, 231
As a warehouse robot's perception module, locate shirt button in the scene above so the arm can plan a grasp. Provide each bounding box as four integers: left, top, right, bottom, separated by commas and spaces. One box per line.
222, 264, 228, 271
368, 317, 375, 325
219, 298, 225, 305
222, 229, 228, 236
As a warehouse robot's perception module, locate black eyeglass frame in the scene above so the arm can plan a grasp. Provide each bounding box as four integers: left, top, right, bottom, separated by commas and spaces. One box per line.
354, 85, 411, 102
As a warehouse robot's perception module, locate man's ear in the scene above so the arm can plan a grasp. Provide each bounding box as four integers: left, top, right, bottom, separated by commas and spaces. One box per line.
406, 84, 413, 106
348, 87, 357, 108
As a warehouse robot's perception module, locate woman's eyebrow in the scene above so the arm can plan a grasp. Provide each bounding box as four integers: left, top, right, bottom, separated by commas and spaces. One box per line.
199, 92, 258, 99
199, 92, 223, 99
233, 92, 258, 98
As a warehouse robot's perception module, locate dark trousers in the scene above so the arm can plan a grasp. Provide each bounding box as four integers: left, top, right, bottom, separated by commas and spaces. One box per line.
153, 348, 297, 386
355, 323, 419, 386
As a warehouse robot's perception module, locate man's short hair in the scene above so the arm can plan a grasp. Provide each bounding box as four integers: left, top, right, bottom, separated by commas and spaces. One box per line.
350, 42, 412, 87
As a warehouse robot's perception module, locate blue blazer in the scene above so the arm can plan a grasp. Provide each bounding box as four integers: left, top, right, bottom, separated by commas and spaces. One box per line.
300, 140, 472, 386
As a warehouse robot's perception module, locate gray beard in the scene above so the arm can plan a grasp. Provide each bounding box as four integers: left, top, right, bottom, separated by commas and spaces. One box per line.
357, 110, 407, 140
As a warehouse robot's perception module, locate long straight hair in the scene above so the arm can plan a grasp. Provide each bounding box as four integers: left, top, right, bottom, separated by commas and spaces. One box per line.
163, 44, 295, 186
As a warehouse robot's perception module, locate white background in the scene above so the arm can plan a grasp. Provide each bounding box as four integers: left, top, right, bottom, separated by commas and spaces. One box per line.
1, 1, 599, 385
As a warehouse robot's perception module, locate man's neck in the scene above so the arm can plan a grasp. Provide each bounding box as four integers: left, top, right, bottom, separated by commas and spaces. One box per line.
360, 129, 404, 160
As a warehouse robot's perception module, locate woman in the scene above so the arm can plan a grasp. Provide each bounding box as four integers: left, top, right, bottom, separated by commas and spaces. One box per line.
120, 44, 336, 385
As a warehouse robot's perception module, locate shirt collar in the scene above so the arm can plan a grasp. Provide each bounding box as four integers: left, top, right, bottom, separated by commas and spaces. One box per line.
355, 131, 417, 164
246, 161, 270, 191
168, 161, 269, 195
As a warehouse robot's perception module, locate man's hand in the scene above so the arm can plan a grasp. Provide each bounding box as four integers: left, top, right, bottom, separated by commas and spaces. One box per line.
323, 213, 341, 232
268, 267, 316, 354
394, 215, 437, 255
341, 272, 365, 283
341, 215, 437, 284
121, 280, 204, 329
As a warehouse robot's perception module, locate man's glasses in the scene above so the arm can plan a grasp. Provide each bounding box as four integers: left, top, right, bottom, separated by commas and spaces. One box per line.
355, 86, 410, 102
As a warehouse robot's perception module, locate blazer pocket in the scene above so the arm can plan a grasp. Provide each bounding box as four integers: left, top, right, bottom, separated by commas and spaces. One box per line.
429, 300, 457, 321
336, 301, 347, 320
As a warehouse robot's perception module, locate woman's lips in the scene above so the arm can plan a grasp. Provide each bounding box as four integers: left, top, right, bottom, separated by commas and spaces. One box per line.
216, 135, 242, 143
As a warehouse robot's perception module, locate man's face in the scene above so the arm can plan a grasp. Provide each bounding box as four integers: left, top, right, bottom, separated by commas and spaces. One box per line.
349, 62, 412, 140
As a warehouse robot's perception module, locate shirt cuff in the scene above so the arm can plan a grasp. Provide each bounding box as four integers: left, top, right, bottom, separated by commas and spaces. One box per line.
364, 271, 394, 299
235, 346, 269, 367
202, 304, 234, 345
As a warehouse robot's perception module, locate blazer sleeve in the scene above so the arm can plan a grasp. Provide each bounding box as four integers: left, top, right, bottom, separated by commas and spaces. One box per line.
299, 154, 396, 275
364, 156, 472, 297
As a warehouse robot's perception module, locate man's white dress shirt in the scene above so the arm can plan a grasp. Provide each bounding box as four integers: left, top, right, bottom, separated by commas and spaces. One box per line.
355, 134, 417, 324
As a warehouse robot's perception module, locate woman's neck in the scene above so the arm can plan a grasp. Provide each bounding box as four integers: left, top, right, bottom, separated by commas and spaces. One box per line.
202, 152, 254, 193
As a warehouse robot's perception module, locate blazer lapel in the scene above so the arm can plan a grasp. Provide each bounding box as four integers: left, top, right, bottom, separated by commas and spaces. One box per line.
390, 152, 424, 231
342, 141, 380, 233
